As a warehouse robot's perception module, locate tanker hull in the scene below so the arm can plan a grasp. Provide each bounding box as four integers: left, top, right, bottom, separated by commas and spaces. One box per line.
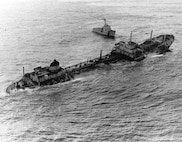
6, 34, 175, 94
140, 34, 175, 54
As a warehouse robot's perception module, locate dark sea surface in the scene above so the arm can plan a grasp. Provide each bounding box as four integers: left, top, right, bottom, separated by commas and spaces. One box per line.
0, 0, 182, 141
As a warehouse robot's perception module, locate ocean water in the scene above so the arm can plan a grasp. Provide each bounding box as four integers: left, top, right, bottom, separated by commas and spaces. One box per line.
0, 0, 182, 141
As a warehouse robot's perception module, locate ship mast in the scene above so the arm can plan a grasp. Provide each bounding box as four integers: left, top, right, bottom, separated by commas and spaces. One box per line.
100, 50, 102, 60
103, 18, 106, 26
130, 31, 133, 42
23, 67, 25, 75
150, 30, 153, 40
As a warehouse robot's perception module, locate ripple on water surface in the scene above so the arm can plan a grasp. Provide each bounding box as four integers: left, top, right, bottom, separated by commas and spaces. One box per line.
1, 0, 182, 141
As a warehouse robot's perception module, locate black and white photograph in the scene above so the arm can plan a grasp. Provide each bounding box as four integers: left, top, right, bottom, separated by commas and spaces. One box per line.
0, 0, 180, 141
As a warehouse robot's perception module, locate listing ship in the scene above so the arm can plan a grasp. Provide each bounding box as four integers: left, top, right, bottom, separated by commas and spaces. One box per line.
6, 33, 175, 93
92, 19, 116, 38
139, 31, 175, 54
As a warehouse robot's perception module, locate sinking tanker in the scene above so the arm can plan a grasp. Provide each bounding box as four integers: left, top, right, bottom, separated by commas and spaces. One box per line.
6, 32, 175, 93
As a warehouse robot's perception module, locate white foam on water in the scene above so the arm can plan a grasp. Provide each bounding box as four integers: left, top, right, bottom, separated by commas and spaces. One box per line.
71, 77, 85, 82
150, 54, 164, 58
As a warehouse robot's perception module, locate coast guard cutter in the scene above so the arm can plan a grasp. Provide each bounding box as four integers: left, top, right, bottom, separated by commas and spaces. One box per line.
92, 19, 116, 38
